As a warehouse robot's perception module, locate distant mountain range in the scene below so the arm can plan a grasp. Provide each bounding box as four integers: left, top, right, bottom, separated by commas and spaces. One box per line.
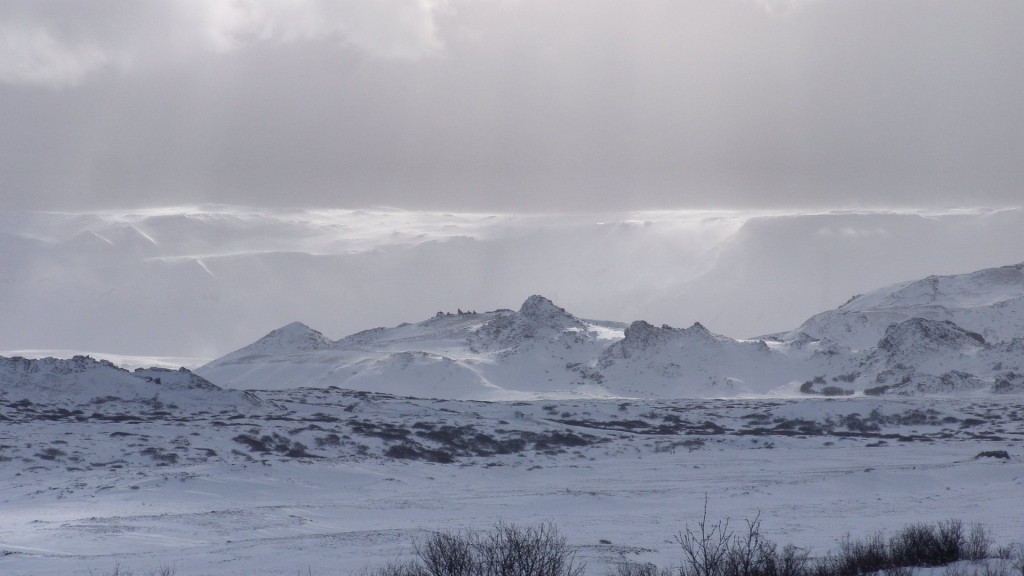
191, 263, 1024, 399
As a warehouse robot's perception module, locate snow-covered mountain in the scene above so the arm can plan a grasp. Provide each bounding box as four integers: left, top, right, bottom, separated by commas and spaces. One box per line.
0, 355, 259, 408
198, 296, 627, 399
13, 262, 1014, 401
780, 263, 1024, 351
196, 262, 1024, 399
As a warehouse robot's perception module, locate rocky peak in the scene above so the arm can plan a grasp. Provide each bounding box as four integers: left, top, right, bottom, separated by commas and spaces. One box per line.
518, 295, 571, 321
878, 318, 986, 355
469, 296, 589, 352
685, 322, 713, 339
622, 321, 677, 348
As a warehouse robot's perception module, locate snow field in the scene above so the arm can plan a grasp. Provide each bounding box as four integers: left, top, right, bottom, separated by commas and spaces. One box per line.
2, 392, 1022, 576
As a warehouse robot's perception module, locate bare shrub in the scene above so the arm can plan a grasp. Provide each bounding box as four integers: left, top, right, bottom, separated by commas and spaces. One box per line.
888, 520, 964, 567
676, 504, 732, 576
675, 503, 808, 576
367, 519, 1002, 576
964, 524, 993, 561
772, 544, 812, 576
476, 522, 585, 576
722, 515, 767, 576
836, 530, 889, 576
993, 544, 1015, 561
417, 530, 477, 576
937, 520, 968, 564
370, 523, 583, 576
1005, 545, 1024, 576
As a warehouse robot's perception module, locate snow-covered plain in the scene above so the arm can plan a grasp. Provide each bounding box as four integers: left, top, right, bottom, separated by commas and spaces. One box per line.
2, 382, 1023, 576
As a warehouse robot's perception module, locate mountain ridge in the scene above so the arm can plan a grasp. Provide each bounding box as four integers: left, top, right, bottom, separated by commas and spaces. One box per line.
193, 262, 1024, 399
6, 262, 1024, 400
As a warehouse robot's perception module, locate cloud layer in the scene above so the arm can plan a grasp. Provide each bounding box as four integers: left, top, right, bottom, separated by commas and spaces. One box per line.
0, 1, 446, 88
1, 1, 1022, 211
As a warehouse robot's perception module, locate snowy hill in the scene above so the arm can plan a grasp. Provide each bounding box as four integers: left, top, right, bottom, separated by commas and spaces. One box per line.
0, 355, 259, 408
197, 263, 1024, 399
781, 263, 1024, 351
198, 295, 626, 399
590, 321, 807, 397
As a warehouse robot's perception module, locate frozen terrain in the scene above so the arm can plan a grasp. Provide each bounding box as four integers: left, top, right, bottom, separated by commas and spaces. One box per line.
2, 378, 1023, 576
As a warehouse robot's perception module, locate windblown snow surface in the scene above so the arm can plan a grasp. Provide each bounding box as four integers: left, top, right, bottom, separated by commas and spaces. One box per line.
4, 263, 1024, 575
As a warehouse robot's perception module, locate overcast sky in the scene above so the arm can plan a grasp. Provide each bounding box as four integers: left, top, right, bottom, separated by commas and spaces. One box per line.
2, 0, 1022, 212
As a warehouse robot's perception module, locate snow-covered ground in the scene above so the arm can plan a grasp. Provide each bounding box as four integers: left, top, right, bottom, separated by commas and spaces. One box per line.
2, 387, 1022, 576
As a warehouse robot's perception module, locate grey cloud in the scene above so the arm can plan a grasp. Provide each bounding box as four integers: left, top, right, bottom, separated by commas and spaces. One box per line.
0, 1, 445, 88
0, 22, 109, 87
1, 1, 1022, 211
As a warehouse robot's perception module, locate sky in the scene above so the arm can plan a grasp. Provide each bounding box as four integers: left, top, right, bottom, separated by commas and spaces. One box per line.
2, 0, 1023, 212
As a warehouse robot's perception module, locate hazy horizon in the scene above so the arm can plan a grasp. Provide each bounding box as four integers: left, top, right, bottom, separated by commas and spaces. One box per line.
3, 204, 1023, 361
